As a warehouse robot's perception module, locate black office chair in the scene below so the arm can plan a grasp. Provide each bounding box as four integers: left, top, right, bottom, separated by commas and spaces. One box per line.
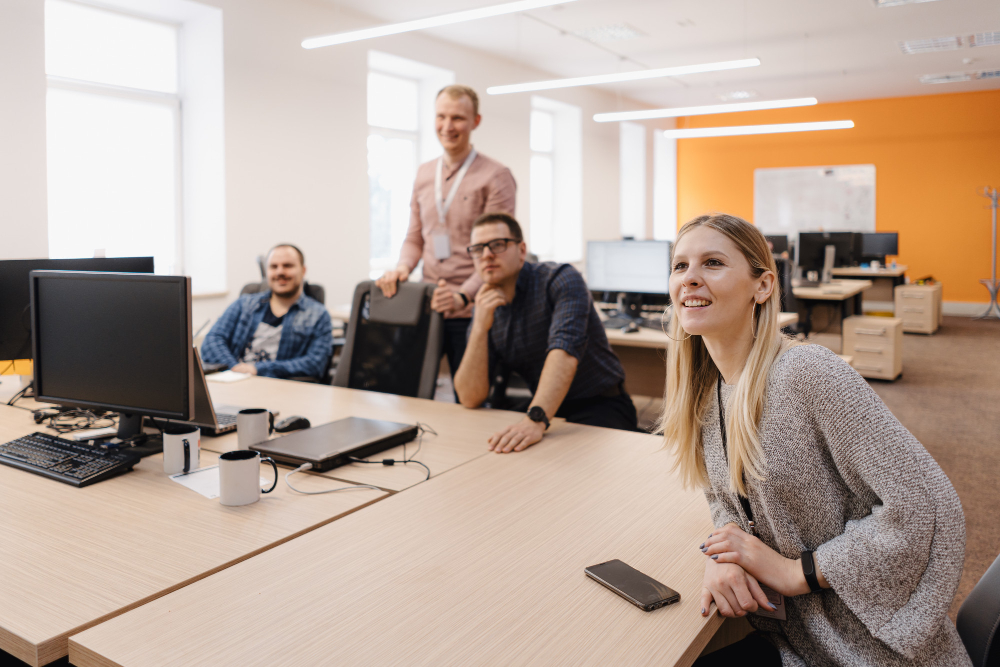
957, 551, 1000, 666
333, 281, 443, 399
240, 280, 326, 305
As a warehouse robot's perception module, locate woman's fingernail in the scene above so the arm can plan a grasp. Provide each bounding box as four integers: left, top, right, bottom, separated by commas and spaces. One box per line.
710, 555, 719, 560
699, 543, 705, 549
768, 603, 777, 611
701, 608, 706, 614
700, 548, 707, 553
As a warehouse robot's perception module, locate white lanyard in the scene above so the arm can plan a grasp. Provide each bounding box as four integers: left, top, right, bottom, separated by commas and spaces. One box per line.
434, 148, 477, 227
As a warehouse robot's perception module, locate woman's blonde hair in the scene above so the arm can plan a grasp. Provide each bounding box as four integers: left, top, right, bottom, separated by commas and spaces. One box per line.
658, 213, 785, 495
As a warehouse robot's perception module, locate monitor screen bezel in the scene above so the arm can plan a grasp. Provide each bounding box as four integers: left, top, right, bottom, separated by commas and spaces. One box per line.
585, 240, 673, 295
29, 270, 194, 421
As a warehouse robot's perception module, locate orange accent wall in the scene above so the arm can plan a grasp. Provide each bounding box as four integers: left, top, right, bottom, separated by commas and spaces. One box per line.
676, 90, 1000, 303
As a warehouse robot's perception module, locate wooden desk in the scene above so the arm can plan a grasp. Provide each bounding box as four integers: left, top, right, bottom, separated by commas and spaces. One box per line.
792, 280, 871, 337
71, 423, 721, 667
0, 405, 386, 666
604, 312, 798, 397
203, 377, 523, 492
831, 266, 906, 308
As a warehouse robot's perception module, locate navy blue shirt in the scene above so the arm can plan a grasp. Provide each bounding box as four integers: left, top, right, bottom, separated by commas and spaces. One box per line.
474, 261, 626, 401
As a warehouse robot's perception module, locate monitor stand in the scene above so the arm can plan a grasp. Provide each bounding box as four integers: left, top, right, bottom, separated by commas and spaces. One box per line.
116, 412, 163, 458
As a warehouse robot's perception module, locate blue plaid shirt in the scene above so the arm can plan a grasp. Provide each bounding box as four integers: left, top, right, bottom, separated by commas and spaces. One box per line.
478, 261, 626, 401
201, 291, 333, 380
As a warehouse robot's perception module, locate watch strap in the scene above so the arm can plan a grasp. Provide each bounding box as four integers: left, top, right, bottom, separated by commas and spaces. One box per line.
801, 550, 821, 593
527, 406, 550, 430
458, 291, 470, 307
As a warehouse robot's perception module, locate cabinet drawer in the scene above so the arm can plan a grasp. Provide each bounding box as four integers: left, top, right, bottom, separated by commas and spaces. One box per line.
851, 350, 898, 379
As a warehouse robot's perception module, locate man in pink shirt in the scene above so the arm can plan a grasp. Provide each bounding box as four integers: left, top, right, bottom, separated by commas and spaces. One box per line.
375, 84, 516, 382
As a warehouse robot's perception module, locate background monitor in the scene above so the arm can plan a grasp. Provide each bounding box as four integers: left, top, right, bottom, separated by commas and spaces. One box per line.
860, 232, 898, 260
30, 271, 193, 432
586, 241, 672, 295
765, 235, 789, 254
0, 257, 154, 361
797, 232, 857, 272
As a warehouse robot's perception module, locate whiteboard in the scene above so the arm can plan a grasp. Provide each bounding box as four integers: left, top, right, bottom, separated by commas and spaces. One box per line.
753, 165, 876, 236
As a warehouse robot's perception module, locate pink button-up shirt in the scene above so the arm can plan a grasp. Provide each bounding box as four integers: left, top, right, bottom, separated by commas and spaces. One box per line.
397, 150, 516, 319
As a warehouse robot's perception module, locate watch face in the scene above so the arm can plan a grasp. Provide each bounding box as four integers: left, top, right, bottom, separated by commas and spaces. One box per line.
528, 406, 545, 421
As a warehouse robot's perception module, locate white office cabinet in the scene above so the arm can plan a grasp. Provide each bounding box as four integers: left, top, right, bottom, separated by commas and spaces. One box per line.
894, 283, 941, 334
842, 316, 903, 381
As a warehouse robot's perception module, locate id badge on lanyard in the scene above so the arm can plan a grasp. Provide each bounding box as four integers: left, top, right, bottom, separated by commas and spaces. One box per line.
434, 148, 477, 261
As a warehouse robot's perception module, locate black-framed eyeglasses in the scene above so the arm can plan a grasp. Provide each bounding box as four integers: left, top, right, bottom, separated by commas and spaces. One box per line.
467, 238, 518, 258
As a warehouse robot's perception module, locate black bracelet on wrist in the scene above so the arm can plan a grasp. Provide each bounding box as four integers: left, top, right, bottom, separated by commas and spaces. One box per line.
458, 292, 469, 307
801, 550, 822, 593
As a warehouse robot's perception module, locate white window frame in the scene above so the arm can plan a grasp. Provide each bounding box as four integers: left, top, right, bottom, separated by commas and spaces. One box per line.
653, 132, 678, 242
530, 96, 582, 262
619, 121, 647, 240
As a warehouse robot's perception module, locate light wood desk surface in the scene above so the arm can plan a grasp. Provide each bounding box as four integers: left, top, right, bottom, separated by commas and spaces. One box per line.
792, 279, 872, 301
204, 377, 524, 492
831, 265, 906, 278
604, 312, 798, 350
0, 404, 386, 666
72, 423, 721, 667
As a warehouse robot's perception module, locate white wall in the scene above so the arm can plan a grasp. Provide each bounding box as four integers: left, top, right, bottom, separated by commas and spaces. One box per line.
0, 0, 672, 328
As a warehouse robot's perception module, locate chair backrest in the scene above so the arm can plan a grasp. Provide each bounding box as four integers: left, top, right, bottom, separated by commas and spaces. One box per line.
240, 281, 326, 305
957, 551, 1000, 667
333, 280, 443, 399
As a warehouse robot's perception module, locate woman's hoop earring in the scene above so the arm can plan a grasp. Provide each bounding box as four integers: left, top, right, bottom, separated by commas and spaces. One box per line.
662, 306, 691, 341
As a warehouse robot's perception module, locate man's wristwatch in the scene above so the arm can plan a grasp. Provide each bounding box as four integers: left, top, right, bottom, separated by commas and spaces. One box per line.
527, 406, 550, 430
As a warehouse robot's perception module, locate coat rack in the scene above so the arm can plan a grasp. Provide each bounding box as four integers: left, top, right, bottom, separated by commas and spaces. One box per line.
977, 186, 1000, 320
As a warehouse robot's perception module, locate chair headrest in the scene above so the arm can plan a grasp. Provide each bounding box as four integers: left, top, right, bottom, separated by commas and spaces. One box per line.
368, 281, 427, 326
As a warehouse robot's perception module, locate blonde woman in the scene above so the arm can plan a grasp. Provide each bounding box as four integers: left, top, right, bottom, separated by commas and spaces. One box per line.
663, 215, 970, 666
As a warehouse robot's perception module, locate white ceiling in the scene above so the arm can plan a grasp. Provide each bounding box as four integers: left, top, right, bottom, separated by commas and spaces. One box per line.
324, 0, 1000, 111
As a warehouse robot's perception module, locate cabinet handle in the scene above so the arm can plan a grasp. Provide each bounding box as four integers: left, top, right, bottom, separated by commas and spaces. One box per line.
902, 294, 926, 299
854, 328, 886, 336
903, 307, 924, 313
855, 365, 883, 372
854, 346, 883, 354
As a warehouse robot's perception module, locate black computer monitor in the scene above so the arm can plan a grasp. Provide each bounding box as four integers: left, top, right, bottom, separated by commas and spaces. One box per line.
586, 240, 672, 320
30, 271, 193, 438
860, 232, 898, 263
797, 232, 857, 272
0, 257, 154, 361
765, 235, 788, 255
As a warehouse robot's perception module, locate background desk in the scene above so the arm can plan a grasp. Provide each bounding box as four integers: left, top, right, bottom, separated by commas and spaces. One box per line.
792, 280, 871, 339
72, 423, 721, 667
0, 404, 386, 666
203, 377, 523, 491
604, 312, 798, 397
831, 266, 906, 311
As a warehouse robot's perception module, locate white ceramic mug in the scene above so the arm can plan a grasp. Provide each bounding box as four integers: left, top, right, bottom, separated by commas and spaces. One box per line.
163, 425, 200, 475
218, 450, 278, 506
236, 408, 274, 450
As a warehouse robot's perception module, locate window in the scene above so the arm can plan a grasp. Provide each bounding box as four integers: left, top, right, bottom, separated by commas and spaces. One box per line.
45, 0, 180, 275
619, 122, 647, 239
529, 97, 582, 262
367, 51, 454, 279
653, 133, 678, 241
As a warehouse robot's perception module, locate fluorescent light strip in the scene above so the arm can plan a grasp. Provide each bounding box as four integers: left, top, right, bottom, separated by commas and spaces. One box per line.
663, 120, 854, 139
594, 97, 817, 122
487, 58, 760, 95
302, 0, 577, 49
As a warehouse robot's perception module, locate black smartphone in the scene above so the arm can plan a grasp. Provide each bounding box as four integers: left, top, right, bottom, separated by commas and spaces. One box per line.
585, 559, 681, 612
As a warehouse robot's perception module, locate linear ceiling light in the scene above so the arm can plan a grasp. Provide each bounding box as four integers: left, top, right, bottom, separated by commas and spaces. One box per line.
662, 120, 854, 139
302, 0, 577, 49
594, 97, 817, 122
486, 58, 760, 95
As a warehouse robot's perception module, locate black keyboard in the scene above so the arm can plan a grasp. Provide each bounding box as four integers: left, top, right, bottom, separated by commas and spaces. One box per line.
602, 317, 665, 332
0, 432, 140, 487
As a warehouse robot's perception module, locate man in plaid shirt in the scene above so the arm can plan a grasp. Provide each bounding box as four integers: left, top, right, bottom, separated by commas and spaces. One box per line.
201, 244, 332, 381
454, 213, 637, 453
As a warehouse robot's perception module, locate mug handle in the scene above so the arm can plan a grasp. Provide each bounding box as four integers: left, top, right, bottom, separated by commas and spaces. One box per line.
261, 456, 278, 494
182, 439, 191, 474
268, 411, 275, 435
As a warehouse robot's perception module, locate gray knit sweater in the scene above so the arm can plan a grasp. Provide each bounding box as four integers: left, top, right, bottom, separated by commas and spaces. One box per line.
702, 344, 971, 666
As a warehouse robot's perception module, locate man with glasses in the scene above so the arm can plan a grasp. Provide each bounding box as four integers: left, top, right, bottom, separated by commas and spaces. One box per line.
454, 213, 637, 453
374, 84, 516, 383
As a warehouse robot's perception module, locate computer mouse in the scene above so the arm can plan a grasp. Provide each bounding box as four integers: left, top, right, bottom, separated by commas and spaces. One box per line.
274, 416, 311, 433
622, 321, 640, 334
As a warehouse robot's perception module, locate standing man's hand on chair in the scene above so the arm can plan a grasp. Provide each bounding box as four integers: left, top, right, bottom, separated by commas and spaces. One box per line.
431, 279, 465, 314
375, 265, 410, 298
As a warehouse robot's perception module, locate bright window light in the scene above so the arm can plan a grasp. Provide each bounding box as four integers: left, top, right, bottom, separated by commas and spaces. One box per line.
47, 88, 179, 272
303, 0, 578, 49
619, 122, 646, 239
45, 0, 178, 93
367, 72, 420, 132
367, 134, 418, 268
594, 97, 818, 122
529, 154, 555, 258
488, 58, 760, 95
530, 110, 554, 152
663, 120, 854, 139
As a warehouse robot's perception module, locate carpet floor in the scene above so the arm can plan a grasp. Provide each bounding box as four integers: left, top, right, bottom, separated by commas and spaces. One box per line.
866, 316, 1000, 619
